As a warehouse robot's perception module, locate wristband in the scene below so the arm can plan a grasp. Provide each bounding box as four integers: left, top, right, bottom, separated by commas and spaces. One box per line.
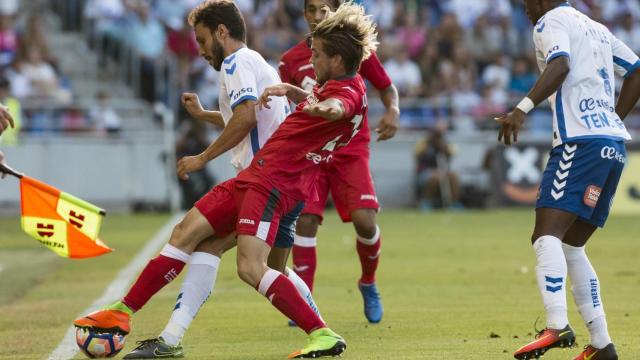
516, 97, 535, 114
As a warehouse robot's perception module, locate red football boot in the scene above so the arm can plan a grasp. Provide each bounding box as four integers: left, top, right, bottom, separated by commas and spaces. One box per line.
574, 343, 618, 360
73, 309, 131, 335
514, 325, 576, 359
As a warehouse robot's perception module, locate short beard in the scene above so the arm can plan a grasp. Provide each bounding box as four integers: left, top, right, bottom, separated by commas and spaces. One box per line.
211, 41, 224, 71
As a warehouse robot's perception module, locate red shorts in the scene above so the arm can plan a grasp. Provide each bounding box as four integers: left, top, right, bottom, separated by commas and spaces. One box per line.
195, 178, 299, 247
302, 151, 379, 223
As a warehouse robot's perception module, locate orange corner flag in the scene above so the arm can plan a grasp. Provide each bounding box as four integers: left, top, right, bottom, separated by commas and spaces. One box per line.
20, 176, 112, 258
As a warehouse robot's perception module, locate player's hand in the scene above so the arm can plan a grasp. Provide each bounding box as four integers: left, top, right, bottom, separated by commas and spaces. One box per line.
182, 93, 204, 119
375, 107, 399, 141
495, 109, 526, 146
257, 84, 289, 110
0, 105, 15, 135
303, 103, 341, 121
177, 154, 207, 181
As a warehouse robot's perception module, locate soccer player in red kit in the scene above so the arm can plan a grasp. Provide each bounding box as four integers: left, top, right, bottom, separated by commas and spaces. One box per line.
279, 0, 399, 324
76, 2, 378, 358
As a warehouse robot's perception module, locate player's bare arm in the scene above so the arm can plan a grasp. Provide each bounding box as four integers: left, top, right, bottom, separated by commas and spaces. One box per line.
495, 56, 570, 146
375, 84, 399, 141
0, 104, 14, 135
177, 100, 257, 180
0, 103, 11, 180
303, 98, 344, 121
257, 83, 309, 110
615, 67, 640, 121
182, 92, 225, 128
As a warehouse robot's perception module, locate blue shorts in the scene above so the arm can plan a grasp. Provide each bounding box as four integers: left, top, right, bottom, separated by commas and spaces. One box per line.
273, 201, 304, 248
536, 139, 626, 227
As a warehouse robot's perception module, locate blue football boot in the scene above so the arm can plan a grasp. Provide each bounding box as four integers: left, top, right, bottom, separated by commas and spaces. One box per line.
358, 283, 383, 323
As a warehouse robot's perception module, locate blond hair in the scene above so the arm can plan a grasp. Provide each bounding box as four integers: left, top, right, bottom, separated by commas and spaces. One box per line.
312, 1, 379, 73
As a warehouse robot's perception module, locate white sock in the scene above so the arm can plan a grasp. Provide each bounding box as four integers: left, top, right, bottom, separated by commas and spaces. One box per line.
562, 244, 611, 348
587, 316, 612, 349
285, 267, 323, 321
160, 244, 191, 262
293, 235, 317, 247
160, 252, 221, 346
533, 235, 568, 329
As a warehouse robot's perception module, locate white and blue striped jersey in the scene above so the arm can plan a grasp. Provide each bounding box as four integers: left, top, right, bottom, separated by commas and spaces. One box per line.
219, 47, 289, 171
533, 3, 639, 147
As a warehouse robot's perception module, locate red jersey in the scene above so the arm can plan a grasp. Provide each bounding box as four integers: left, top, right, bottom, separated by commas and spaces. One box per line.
237, 75, 368, 201
279, 40, 391, 155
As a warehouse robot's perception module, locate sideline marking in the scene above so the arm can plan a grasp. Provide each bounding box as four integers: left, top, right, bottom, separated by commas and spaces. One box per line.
47, 213, 183, 360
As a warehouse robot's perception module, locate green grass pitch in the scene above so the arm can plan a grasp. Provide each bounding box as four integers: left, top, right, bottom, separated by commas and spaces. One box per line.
0, 210, 638, 359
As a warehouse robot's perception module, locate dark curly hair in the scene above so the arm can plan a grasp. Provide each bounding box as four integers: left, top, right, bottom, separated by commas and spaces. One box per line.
188, 0, 246, 42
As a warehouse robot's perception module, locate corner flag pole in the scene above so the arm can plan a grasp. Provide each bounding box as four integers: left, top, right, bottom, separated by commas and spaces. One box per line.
0, 162, 23, 179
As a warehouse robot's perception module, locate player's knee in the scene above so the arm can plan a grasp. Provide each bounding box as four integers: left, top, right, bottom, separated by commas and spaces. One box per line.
530, 227, 563, 244
296, 214, 320, 236
531, 225, 564, 244
354, 222, 377, 239
266, 249, 287, 272
236, 260, 253, 285
194, 237, 226, 257
352, 210, 377, 239
168, 221, 191, 250
236, 257, 262, 287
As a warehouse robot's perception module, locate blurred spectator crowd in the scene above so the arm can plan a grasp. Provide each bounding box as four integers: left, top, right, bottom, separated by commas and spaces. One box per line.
75, 0, 640, 130
366, 0, 640, 130
0, 0, 123, 140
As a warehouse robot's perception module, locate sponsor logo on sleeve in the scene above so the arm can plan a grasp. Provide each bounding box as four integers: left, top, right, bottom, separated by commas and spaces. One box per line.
229, 87, 254, 103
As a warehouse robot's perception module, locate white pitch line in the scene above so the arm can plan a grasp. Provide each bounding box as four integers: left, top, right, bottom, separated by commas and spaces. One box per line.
47, 213, 184, 360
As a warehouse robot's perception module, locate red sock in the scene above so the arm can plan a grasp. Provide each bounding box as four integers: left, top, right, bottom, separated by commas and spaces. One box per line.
357, 233, 381, 285
123, 255, 186, 311
259, 269, 325, 334
292, 240, 317, 292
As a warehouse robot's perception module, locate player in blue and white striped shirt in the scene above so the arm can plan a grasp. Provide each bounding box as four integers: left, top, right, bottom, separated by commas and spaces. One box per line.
495, 1, 640, 359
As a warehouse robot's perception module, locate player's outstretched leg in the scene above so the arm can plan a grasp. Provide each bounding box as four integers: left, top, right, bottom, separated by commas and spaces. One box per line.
73, 208, 215, 335
158, 236, 234, 345
125, 212, 325, 357
563, 221, 617, 360
236, 235, 345, 359
123, 234, 235, 359
351, 209, 383, 323
514, 208, 577, 359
